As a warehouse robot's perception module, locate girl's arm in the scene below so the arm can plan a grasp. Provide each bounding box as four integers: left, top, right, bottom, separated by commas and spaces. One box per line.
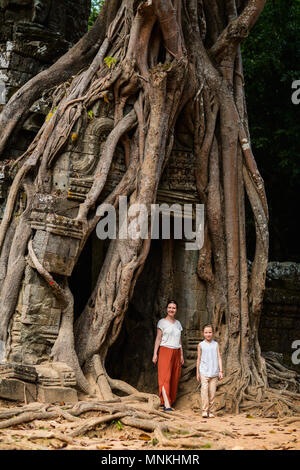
152, 328, 162, 364
196, 343, 201, 381
217, 343, 223, 379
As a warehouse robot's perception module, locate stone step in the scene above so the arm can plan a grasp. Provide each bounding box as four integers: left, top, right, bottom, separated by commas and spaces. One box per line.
185, 343, 199, 351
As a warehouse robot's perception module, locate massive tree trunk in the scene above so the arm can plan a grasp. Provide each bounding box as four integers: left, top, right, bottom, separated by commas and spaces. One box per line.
0, 0, 298, 415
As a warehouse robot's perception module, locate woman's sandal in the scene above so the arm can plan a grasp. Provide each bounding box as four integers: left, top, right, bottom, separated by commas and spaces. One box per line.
163, 406, 174, 411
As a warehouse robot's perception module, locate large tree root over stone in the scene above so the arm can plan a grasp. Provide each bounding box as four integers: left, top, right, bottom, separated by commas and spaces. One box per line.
0, 0, 298, 417
179, 360, 300, 419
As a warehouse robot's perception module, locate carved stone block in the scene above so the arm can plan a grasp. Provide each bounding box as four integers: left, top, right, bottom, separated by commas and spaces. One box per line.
7, 265, 62, 364
32, 229, 82, 276
0, 362, 37, 382
37, 385, 78, 403
29, 199, 84, 275
0, 361, 77, 403
35, 361, 76, 388
51, 362, 77, 388
0, 378, 37, 402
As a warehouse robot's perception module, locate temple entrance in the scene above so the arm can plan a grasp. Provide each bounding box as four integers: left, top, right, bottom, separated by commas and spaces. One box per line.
105, 235, 208, 394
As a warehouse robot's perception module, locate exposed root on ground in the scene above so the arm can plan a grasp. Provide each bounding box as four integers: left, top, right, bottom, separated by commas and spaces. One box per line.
179, 361, 300, 419
0, 398, 234, 450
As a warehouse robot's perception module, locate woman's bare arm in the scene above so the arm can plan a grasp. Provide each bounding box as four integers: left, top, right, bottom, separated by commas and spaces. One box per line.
152, 328, 162, 364
179, 338, 184, 365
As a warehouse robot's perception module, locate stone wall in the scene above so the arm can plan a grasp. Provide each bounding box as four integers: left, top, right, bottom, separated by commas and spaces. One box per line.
0, 0, 90, 105
259, 262, 300, 372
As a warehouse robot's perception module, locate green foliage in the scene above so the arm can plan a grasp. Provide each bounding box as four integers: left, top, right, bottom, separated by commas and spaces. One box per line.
87, 109, 95, 120
242, 0, 300, 261
112, 420, 124, 431
88, 0, 105, 30
200, 443, 212, 449
104, 56, 117, 69
150, 438, 159, 446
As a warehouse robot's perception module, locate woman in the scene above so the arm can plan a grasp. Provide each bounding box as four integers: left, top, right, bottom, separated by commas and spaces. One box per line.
152, 300, 184, 411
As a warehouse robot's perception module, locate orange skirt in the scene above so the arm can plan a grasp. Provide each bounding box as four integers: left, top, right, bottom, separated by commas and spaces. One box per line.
158, 346, 181, 406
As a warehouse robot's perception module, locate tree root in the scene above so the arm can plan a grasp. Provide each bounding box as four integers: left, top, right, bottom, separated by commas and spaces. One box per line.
199, 361, 300, 418
0, 399, 230, 449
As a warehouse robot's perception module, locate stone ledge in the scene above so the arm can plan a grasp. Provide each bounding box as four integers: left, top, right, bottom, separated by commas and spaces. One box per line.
0, 378, 37, 403
37, 385, 78, 404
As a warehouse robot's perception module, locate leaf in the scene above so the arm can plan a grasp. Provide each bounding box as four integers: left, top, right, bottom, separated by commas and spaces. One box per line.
200, 442, 212, 449
112, 420, 123, 431
45, 112, 53, 122
45, 106, 58, 122
103, 91, 110, 104
246, 414, 254, 419
138, 433, 151, 441
96, 445, 112, 450
87, 109, 94, 120
50, 439, 67, 449
104, 56, 117, 69
151, 438, 159, 446
71, 132, 78, 142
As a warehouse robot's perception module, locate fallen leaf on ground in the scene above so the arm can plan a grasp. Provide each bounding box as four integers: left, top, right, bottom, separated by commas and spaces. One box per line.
138, 433, 152, 441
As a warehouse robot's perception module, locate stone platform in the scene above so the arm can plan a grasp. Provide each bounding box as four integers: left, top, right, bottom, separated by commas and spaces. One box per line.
0, 361, 78, 403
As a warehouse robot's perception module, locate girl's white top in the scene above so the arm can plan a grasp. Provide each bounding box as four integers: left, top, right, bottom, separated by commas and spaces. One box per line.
199, 340, 219, 377
157, 318, 183, 349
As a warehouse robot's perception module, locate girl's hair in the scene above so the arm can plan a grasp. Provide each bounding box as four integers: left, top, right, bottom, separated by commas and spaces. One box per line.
202, 323, 214, 332
166, 299, 178, 309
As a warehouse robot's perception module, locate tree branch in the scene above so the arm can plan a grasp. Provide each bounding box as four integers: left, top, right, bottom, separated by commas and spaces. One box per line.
0, 0, 118, 157
209, 0, 267, 58
152, 0, 185, 58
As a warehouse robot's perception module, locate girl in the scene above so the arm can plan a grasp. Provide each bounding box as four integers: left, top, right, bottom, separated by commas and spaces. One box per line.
152, 300, 184, 411
196, 324, 223, 418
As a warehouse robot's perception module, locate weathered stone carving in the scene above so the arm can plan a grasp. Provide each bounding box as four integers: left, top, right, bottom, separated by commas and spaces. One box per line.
32, 0, 51, 25
0, 362, 37, 382
36, 361, 76, 387
0, 0, 90, 105
0, 361, 78, 403
7, 264, 62, 364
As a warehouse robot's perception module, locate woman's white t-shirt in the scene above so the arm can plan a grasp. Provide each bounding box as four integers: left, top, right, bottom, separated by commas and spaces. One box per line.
157, 318, 183, 349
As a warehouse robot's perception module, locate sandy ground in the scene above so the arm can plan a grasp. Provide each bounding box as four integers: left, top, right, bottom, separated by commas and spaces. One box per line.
0, 397, 299, 450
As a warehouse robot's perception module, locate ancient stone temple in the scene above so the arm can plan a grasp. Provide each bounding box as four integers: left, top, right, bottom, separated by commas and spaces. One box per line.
0, 2, 299, 404
0, 0, 94, 402
0, 0, 207, 403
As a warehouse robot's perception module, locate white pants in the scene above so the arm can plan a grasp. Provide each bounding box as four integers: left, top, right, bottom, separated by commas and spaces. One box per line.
200, 375, 218, 413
